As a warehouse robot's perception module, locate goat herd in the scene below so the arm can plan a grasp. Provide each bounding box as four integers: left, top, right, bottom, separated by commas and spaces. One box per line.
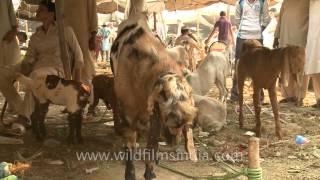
14, 5, 306, 180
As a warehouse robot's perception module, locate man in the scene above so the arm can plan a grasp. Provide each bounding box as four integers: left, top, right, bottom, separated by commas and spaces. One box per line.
64, 0, 98, 105
304, 0, 320, 108
205, 11, 235, 46
273, 0, 309, 105
175, 27, 202, 72
2, 0, 84, 134
98, 23, 111, 61
0, 0, 21, 112
230, 0, 271, 101
0, 0, 20, 67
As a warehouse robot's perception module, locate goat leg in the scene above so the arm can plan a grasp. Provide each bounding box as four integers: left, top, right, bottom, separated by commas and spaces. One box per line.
124, 130, 137, 180
113, 105, 122, 135
216, 73, 228, 102
38, 102, 49, 140
87, 91, 99, 116
144, 103, 161, 180
125, 146, 136, 180
253, 87, 262, 137
67, 112, 76, 144
75, 110, 84, 144
268, 87, 282, 139
237, 75, 245, 128
30, 99, 49, 141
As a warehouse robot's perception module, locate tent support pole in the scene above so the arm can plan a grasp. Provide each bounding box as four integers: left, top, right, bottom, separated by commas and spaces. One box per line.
55, 0, 72, 80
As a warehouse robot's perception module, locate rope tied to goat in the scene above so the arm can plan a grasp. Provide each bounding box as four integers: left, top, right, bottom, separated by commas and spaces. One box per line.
157, 162, 263, 180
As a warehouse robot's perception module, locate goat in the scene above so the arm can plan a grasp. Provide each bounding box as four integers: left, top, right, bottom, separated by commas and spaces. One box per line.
237, 40, 305, 139
87, 74, 120, 134
16, 74, 90, 143
110, 1, 197, 179
185, 51, 230, 102
193, 94, 226, 133
166, 45, 189, 68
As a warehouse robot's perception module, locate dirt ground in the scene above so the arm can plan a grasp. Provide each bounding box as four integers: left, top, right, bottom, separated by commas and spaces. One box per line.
1, 65, 320, 180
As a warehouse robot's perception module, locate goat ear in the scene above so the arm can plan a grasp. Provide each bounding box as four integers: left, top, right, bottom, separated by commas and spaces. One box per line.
280, 49, 290, 87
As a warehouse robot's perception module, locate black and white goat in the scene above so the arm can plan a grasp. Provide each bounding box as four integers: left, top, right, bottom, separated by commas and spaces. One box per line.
16, 74, 90, 143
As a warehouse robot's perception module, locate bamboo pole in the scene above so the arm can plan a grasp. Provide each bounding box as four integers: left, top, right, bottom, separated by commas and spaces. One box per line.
153, 12, 157, 31
196, 8, 200, 39
248, 137, 260, 169
227, 5, 231, 20
55, 0, 72, 80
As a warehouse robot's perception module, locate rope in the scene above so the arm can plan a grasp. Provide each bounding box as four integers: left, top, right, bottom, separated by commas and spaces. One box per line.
157, 162, 262, 180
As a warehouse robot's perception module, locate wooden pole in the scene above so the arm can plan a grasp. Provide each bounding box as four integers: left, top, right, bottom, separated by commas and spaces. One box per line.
196, 8, 200, 39
153, 12, 157, 31
25, 20, 28, 34
227, 5, 231, 20
55, 0, 72, 80
248, 137, 260, 169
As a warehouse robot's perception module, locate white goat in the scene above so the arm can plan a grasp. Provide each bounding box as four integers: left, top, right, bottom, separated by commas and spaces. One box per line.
185, 51, 230, 102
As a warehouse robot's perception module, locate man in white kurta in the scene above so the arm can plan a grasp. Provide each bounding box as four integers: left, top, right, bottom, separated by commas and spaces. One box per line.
274, 0, 309, 104
0, 0, 21, 111
0, 0, 20, 66
0, 1, 84, 134
64, 0, 98, 84
305, 0, 320, 107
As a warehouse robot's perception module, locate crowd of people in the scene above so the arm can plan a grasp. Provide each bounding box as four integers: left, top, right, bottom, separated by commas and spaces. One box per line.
0, 0, 319, 135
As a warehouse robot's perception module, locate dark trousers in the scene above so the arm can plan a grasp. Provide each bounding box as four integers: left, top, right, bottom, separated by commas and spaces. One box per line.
231, 37, 264, 101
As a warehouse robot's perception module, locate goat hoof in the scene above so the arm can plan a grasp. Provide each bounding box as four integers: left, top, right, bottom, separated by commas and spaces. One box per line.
36, 136, 44, 142
276, 132, 283, 140
67, 137, 75, 144
35, 132, 46, 141
255, 132, 261, 138
144, 171, 156, 180
125, 173, 136, 180
77, 137, 84, 144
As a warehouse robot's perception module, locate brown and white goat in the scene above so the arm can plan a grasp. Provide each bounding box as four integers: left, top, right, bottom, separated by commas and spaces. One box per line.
16, 74, 90, 143
110, 1, 197, 179
237, 40, 305, 139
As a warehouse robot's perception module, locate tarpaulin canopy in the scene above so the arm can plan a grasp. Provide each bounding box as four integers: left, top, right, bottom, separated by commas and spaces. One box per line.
17, 0, 282, 19
96, 0, 281, 14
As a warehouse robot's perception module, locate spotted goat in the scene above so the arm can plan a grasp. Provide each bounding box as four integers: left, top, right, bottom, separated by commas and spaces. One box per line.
110, 1, 198, 179
16, 74, 90, 143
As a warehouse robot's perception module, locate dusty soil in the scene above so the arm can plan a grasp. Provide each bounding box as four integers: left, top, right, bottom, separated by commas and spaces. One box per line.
1, 65, 320, 180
